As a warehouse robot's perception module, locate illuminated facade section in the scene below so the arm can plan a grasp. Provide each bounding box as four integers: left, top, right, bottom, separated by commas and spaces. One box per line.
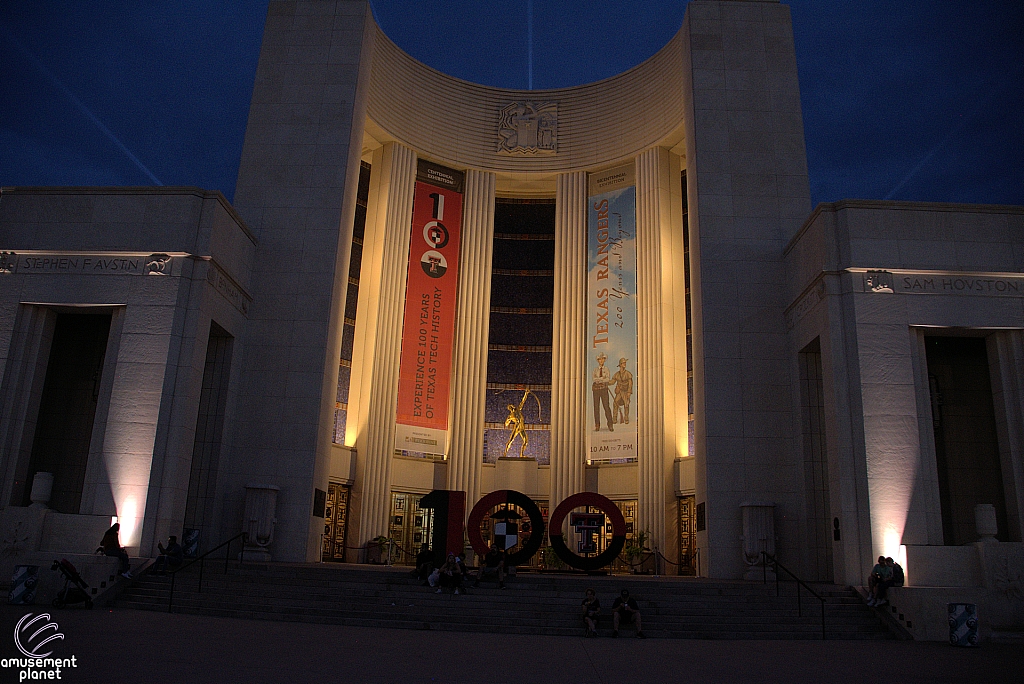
1, 2, 1022, 611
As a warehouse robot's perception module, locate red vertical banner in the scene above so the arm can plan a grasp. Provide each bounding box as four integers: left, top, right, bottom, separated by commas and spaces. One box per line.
394, 160, 464, 456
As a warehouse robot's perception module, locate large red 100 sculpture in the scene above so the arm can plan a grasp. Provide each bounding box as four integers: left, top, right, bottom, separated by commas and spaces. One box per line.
423, 489, 626, 571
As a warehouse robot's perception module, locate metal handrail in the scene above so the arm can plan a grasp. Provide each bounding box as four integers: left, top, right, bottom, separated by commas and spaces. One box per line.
167, 532, 245, 613
761, 551, 827, 640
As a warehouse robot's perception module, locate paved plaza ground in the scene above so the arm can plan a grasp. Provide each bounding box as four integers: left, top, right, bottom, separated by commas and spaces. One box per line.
1, 603, 1022, 683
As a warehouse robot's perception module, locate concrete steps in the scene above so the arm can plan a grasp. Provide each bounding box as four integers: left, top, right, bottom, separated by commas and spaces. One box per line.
114, 563, 894, 640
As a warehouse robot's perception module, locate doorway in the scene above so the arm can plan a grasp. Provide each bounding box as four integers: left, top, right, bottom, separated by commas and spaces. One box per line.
926, 336, 1008, 544
322, 482, 351, 562
21, 312, 111, 512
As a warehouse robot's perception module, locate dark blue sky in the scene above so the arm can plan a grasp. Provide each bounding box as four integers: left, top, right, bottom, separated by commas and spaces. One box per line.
1, 1, 1021, 207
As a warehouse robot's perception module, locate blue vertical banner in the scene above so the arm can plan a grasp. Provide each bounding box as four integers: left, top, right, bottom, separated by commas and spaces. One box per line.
587, 164, 638, 463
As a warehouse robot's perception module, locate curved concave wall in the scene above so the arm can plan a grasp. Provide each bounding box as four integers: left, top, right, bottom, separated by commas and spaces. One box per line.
366, 24, 686, 175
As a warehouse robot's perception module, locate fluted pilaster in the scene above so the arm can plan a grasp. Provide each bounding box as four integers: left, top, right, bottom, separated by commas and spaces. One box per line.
447, 169, 496, 511
635, 148, 670, 551
351, 142, 417, 548
550, 171, 588, 507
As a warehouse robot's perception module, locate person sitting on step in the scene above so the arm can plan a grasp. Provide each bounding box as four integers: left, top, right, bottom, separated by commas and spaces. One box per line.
866, 556, 891, 607
474, 543, 507, 589
870, 556, 904, 607
612, 588, 645, 638
97, 522, 132, 579
437, 553, 464, 595
581, 588, 601, 637
414, 544, 434, 583
151, 535, 184, 576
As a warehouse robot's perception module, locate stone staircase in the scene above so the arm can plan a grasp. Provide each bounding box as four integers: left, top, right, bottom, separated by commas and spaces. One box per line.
114, 563, 894, 640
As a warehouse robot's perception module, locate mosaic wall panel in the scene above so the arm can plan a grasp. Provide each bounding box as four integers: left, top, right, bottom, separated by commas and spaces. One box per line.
340, 322, 356, 360
485, 389, 551, 424
485, 199, 556, 464
332, 407, 347, 444
484, 428, 551, 464
490, 274, 554, 309
335, 365, 351, 403
494, 200, 555, 235
486, 350, 552, 385
348, 240, 363, 280
345, 280, 359, 316
492, 239, 555, 270
333, 161, 371, 444
488, 312, 552, 347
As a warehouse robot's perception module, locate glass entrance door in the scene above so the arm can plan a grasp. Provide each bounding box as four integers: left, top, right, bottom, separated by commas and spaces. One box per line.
322, 483, 350, 562
678, 495, 696, 575
388, 492, 433, 565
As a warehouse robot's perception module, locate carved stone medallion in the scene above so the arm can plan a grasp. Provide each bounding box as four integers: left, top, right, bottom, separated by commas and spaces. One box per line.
497, 101, 557, 155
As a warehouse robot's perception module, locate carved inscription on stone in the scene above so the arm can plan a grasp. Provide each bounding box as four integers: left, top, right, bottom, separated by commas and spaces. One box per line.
497, 101, 557, 155
786, 278, 826, 330
0, 252, 186, 276
207, 262, 251, 316
858, 270, 1024, 297
6, 254, 144, 274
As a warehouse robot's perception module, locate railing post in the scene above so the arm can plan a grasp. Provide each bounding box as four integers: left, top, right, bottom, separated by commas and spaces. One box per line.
762, 551, 766, 584
168, 571, 175, 613
198, 557, 205, 593
225, 538, 231, 574
797, 580, 802, 617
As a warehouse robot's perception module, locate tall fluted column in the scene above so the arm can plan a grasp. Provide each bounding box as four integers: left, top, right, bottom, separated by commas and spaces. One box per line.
447, 170, 496, 511
635, 147, 679, 553
550, 171, 588, 507
349, 142, 417, 553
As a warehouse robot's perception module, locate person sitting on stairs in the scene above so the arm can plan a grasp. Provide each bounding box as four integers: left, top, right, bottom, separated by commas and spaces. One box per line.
612, 588, 645, 638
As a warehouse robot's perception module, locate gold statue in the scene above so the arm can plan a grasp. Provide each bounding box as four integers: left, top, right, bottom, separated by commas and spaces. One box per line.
503, 389, 541, 458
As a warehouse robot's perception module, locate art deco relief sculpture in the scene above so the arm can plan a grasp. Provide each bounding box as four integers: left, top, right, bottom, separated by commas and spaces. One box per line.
497, 101, 557, 155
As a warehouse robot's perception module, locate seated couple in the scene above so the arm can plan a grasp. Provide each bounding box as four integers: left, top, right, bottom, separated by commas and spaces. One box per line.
866, 556, 904, 607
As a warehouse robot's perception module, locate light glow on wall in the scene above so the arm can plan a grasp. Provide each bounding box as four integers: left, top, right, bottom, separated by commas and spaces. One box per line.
118, 496, 139, 548
883, 527, 902, 562
898, 544, 909, 586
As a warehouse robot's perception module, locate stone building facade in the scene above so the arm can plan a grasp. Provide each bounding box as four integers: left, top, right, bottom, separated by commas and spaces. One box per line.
1, 0, 1022, 616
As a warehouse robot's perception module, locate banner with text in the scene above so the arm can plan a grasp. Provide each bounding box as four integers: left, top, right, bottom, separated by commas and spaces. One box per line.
586, 164, 638, 463
395, 160, 464, 456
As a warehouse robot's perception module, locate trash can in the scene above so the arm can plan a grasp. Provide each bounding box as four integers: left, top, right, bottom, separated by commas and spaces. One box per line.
948, 603, 979, 646
9, 565, 39, 605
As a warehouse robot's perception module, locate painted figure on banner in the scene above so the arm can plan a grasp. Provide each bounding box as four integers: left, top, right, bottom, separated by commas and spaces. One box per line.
503, 389, 540, 458
612, 357, 633, 425
592, 353, 614, 432
586, 164, 638, 460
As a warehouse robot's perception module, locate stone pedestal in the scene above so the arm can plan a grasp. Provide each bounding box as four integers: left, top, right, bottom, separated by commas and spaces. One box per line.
242, 484, 279, 562
29, 472, 53, 508
975, 503, 998, 542
494, 458, 540, 497
741, 501, 775, 581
